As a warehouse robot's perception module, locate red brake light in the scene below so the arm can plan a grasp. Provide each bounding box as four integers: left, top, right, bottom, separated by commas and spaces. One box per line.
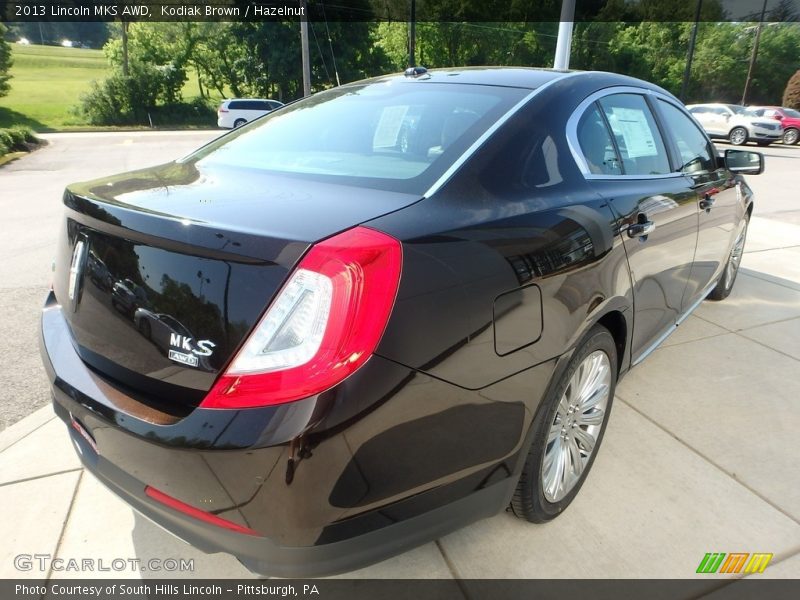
200, 226, 402, 409
145, 486, 258, 535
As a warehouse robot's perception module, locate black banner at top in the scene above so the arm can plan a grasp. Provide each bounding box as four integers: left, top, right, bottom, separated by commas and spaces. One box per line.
1, 0, 800, 23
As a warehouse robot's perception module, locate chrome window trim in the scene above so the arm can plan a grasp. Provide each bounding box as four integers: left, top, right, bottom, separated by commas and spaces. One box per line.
566, 85, 687, 181
422, 71, 581, 198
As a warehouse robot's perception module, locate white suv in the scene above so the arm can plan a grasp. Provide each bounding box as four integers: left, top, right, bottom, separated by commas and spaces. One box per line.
217, 98, 284, 129
686, 103, 782, 146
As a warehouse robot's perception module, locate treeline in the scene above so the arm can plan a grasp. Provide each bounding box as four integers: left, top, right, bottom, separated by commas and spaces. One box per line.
4, 0, 793, 125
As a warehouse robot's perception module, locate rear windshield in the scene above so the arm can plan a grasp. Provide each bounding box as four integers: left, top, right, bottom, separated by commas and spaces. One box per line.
187, 82, 528, 194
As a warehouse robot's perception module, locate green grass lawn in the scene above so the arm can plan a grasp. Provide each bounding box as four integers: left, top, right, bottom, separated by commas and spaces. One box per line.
0, 44, 110, 130
0, 43, 219, 131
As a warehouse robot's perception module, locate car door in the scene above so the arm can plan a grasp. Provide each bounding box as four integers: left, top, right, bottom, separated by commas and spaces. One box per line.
573, 91, 699, 363
690, 107, 715, 135
654, 99, 743, 307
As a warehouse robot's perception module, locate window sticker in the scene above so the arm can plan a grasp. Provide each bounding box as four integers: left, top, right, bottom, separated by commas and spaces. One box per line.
606, 107, 658, 158
373, 105, 410, 148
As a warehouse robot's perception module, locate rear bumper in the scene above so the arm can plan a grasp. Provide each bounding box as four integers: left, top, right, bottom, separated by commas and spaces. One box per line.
52, 396, 509, 578
40, 291, 539, 576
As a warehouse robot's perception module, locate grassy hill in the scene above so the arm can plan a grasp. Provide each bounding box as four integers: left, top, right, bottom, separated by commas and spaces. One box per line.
0, 43, 215, 131
0, 44, 110, 130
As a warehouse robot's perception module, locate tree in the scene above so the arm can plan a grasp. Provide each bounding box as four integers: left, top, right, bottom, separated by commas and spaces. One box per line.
0, 23, 12, 98
229, 19, 389, 101
784, 70, 800, 109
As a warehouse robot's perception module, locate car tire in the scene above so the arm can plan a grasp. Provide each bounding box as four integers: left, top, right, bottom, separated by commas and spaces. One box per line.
708, 213, 749, 301
784, 128, 799, 145
511, 324, 617, 523
234, 119, 247, 128
729, 127, 748, 146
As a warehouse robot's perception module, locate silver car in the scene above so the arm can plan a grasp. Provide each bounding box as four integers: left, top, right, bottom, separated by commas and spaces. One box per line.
686, 103, 782, 146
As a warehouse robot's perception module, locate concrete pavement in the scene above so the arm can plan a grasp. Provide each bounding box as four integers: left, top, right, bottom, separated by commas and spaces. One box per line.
0, 134, 799, 582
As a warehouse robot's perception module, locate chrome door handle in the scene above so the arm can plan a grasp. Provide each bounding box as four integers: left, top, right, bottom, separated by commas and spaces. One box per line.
627, 220, 656, 238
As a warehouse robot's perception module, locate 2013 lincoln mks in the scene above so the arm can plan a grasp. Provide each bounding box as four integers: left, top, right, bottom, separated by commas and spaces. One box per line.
40, 68, 762, 577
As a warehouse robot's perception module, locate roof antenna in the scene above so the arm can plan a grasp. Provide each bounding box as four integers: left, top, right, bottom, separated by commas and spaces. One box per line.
404, 66, 428, 78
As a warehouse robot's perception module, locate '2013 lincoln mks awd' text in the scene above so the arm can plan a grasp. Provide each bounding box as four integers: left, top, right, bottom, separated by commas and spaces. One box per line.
40, 68, 762, 577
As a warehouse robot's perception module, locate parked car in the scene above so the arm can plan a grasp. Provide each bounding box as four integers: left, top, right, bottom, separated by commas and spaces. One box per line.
41, 68, 762, 577
110, 278, 147, 317
217, 98, 284, 128
686, 102, 782, 146
134, 308, 190, 351
744, 106, 800, 145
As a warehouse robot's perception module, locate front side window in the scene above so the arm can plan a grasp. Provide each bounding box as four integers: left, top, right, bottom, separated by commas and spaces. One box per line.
598, 94, 670, 176
657, 100, 716, 174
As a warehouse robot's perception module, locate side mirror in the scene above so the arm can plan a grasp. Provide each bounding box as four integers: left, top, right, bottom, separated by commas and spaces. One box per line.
725, 149, 764, 175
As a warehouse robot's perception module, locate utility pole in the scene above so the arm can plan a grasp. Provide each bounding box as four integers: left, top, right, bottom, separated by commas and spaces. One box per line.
741, 0, 769, 106
121, 22, 129, 77
680, 0, 703, 102
553, 0, 575, 70
408, 0, 416, 68
300, 0, 311, 97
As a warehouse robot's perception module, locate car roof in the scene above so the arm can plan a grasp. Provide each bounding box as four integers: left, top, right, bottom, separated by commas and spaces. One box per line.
222, 98, 280, 103
355, 67, 673, 96
362, 67, 567, 89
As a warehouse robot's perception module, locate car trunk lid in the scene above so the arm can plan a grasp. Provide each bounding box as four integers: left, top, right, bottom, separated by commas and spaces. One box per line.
55, 161, 420, 408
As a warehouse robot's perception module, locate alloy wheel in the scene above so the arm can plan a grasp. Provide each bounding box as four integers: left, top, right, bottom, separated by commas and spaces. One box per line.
729, 127, 747, 146
725, 220, 748, 291
542, 350, 612, 503
784, 128, 799, 145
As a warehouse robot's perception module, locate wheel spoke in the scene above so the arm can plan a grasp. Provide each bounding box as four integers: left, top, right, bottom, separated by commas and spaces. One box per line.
573, 427, 597, 453
579, 382, 609, 412
547, 423, 561, 444
567, 436, 584, 480
577, 407, 605, 426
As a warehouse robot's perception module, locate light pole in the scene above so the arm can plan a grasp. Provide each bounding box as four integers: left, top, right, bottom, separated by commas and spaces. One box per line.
553, 0, 576, 70
300, 0, 311, 97
408, 0, 416, 68
680, 0, 703, 102
741, 0, 769, 106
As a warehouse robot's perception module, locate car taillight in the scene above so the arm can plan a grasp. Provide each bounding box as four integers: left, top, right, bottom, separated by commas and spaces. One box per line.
218, 107, 228, 113
200, 226, 402, 409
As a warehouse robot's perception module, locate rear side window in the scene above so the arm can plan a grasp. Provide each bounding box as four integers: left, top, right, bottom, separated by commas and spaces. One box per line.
229, 100, 269, 111
576, 105, 621, 175
657, 100, 716, 174
598, 94, 670, 176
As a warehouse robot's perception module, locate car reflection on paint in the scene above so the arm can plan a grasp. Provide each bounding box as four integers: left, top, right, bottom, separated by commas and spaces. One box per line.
133, 308, 215, 372
134, 308, 186, 350
110, 278, 148, 318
